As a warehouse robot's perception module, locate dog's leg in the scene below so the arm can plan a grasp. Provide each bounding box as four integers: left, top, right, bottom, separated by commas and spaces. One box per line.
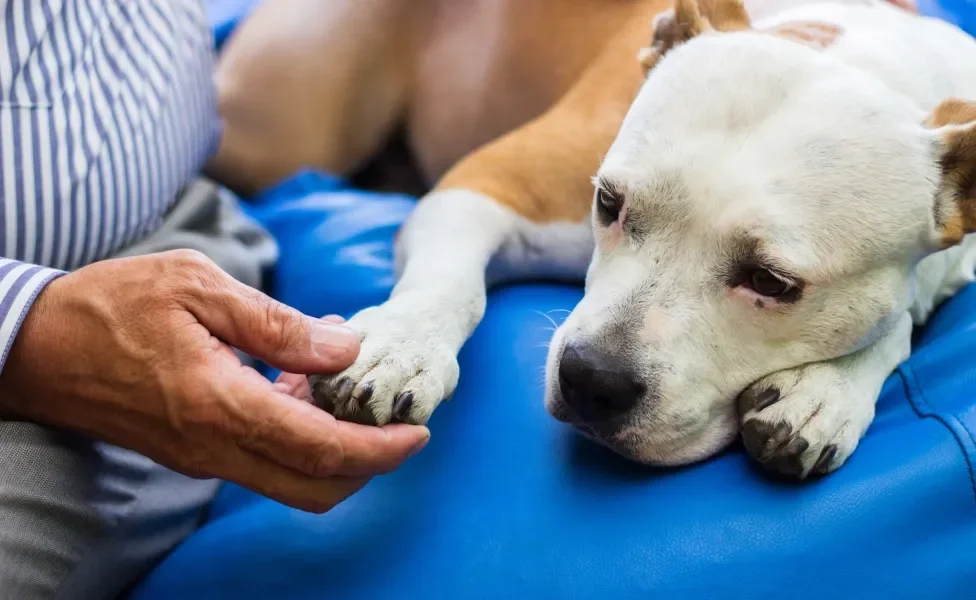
206, 0, 416, 195
309, 15, 651, 425
309, 191, 593, 426
737, 313, 913, 479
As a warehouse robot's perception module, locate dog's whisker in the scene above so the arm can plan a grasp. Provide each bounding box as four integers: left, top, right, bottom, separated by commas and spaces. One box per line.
546, 308, 572, 321
533, 310, 560, 330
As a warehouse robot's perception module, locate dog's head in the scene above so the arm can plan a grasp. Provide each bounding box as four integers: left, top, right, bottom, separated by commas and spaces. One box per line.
545, 0, 976, 465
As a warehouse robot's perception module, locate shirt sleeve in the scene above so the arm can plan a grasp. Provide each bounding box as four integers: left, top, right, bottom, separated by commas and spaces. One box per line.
0, 259, 65, 373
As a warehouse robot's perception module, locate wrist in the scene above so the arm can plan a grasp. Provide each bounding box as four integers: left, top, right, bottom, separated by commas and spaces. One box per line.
0, 274, 68, 418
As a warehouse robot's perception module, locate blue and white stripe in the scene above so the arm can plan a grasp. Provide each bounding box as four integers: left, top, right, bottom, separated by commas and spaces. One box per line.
0, 0, 219, 370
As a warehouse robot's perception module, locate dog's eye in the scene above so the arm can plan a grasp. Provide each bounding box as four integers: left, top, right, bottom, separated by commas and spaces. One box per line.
595, 188, 623, 224
747, 268, 793, 298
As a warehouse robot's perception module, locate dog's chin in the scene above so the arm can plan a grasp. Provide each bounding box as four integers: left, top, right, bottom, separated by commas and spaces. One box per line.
545, 390, 739, 467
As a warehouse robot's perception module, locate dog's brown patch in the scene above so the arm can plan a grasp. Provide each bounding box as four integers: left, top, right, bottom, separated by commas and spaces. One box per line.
637, 1, 845, 77
927, 98, 976, 128
637, 0, 750, 77
766, 21, 843, 49
927, 98, 976, 246
698, 0, 751, 32
438, 11, 654, 222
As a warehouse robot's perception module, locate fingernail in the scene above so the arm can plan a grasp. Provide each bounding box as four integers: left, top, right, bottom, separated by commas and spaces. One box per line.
311, 322, 359, 360
321, 314, 346, 324
407, 428, 431, 459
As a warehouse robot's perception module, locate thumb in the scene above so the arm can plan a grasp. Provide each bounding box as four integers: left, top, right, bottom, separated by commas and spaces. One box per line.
184, 265, 360, 374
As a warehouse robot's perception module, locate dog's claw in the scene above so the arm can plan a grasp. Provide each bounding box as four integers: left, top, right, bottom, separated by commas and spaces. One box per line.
393, 391, 414, 423
336, 378, 356, 408
742, 418, 811, 477
754, 388, 781, 411
352, 381, 374, 404
813, 444, 837, 475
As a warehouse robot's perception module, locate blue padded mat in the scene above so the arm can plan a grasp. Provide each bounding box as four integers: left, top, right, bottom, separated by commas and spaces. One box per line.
130, 170, 976, 599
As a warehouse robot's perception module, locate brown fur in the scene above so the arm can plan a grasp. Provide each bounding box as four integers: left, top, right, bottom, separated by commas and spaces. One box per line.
207, 0, 663, 205
928, 99, 976, 245
767, 21, 842, 48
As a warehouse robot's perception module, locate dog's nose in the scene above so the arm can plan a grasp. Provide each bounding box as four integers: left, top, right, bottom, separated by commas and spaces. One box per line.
558, 341, 643, 421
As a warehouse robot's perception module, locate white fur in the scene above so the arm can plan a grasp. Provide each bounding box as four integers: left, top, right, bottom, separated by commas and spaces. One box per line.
544, 1, 976, 475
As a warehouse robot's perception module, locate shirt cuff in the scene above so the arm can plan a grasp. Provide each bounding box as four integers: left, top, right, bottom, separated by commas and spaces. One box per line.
0, 259, 65, 374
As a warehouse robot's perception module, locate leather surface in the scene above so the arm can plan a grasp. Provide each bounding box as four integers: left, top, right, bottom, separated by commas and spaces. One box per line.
129, 168, 976, 599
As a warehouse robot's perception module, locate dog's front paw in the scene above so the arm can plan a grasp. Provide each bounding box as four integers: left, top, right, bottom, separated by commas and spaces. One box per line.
737, 362, 876, 479
309, 305, 459, 426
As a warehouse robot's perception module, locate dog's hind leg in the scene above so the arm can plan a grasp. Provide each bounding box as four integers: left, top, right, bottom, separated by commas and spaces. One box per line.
206, 0, 416, 195
308, 14, 651, 426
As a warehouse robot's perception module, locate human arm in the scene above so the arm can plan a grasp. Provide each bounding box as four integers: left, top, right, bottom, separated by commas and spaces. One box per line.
0, 250, 430, 513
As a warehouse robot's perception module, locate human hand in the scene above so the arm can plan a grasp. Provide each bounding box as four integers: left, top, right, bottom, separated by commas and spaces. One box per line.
0, 250, 430, 513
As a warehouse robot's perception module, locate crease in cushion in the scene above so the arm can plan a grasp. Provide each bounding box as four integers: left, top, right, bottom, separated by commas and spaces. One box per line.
128, 171, 976, 600
900, 281, 976, 505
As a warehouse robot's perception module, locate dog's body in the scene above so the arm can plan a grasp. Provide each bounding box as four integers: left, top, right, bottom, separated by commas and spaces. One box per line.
210, 0, 663, 194
212, 0, 976, 478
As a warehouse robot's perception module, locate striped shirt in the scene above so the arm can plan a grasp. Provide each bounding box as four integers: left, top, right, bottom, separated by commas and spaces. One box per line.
0, 0, 219, 371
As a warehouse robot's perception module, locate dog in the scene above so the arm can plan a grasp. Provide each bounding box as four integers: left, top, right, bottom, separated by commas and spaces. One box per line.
210, 0, 976, 479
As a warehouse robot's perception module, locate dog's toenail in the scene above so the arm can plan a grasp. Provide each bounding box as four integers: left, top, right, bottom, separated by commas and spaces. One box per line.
754, 388, 781, 411
813, 445, 837, 475
393, 392, 414, 422
771, 422, 792, 445
785, 436, 809, 456
336, 378, 356, 405
352, 382, 374, 403
741, 419, 771, 458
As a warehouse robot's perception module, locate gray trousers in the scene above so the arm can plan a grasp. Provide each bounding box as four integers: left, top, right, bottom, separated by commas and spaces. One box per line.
0, 181, 278, 600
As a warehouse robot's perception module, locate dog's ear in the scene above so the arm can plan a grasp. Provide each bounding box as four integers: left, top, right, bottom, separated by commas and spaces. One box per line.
698, 0, 751, 31
637, 0, 750, 76
927, 98, 976, 246
636, 4, 699, 77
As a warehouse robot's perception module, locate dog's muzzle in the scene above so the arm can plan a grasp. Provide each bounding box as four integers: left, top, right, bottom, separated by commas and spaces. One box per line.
557, 341, 645, 422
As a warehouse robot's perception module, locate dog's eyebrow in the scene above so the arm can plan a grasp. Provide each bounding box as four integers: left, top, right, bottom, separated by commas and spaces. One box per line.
724, 232, 802, 280
593, 176, 624, 198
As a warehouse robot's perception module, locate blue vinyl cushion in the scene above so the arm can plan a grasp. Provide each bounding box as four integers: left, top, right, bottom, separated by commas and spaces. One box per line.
129, 170, 976, 599
208, 0, 259, 48
130, 3, 976, 597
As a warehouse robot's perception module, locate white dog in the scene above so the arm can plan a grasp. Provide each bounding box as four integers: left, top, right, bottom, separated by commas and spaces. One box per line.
310, 0, 976, 479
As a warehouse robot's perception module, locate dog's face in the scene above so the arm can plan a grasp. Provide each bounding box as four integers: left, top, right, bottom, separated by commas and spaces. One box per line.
545, 3, 976, 465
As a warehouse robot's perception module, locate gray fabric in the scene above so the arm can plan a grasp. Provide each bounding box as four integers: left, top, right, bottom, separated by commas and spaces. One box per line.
0, 180, 278, 600
114, 178, 278, 290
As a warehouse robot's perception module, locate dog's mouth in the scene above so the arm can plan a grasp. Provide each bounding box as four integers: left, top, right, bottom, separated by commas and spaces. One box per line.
546, 393, 650, 459
547, 386, 741, 466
